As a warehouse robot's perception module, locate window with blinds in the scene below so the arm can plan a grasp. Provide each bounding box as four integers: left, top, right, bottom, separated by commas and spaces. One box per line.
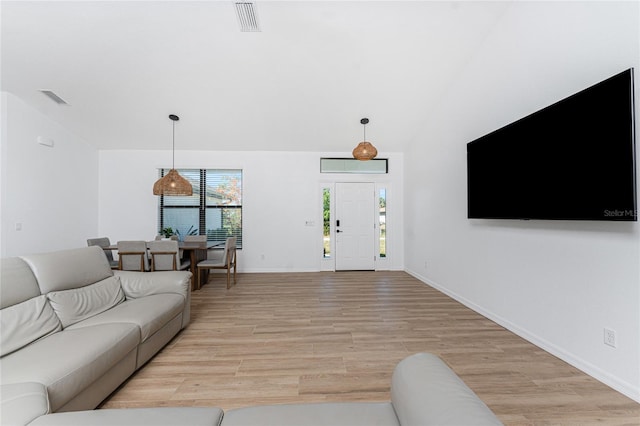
158, 169, 242, 247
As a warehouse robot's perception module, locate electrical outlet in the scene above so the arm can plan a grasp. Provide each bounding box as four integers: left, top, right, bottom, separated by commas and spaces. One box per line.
604, 328, 617, 348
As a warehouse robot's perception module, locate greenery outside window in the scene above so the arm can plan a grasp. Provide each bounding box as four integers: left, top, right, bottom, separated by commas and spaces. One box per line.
323, 188, 331, 258
158, 169, 242, 247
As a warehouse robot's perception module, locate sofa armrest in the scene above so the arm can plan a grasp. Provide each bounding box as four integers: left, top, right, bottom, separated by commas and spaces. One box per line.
114, 271, 192, 328
114, 271, 191, 299
29, 407, 224, 426
1, 382, 50, 426
390, 353, 502, 426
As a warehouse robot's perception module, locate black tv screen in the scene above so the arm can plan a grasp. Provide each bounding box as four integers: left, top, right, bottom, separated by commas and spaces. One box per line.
467, 68, 637, 221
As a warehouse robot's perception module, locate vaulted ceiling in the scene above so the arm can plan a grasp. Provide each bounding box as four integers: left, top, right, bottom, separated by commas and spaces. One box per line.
1, 1, 510, 152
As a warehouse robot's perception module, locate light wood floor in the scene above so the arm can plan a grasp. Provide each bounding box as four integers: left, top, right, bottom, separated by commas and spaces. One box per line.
101, 272, 640, 425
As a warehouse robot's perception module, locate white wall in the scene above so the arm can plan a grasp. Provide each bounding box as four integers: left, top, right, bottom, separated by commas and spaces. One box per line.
0, 92, 99, 257
405, 2, 640, 401
0, 89, 404, 271
3, 0, 636, 402
99, 150, 403, 272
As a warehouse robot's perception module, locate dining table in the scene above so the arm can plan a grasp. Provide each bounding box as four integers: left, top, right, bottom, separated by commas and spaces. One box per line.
104, 240, 225, 290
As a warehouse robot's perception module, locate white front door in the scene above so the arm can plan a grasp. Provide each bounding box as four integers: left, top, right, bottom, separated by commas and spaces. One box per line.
335, 182, 376, 270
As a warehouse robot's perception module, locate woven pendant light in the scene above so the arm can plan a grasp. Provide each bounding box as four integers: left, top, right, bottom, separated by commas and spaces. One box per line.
352, 118, 378, 161
153, 115, 193, 196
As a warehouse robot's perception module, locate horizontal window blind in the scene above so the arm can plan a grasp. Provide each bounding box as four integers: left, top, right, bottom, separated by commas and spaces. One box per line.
159, 169, 242, 247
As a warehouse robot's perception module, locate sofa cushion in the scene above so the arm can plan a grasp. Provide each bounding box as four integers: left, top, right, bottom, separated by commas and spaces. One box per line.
47, 276, 125, 328
0, 257, 42, 309
223, 402, 399, 426
0, 323, 139, 412
30, 407, 224, 426
390, 353, 502, 426
0, 382, 50, 426
116, 270, 191, 299
21, 246, 113, 294
66, 293, 184, 342
0, 295, 62, 356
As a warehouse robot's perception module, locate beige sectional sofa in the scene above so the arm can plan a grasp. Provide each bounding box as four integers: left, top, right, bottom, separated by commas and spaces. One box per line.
0, 246, 192, 425
14, 353, 502, 426
1, 246, 502, 426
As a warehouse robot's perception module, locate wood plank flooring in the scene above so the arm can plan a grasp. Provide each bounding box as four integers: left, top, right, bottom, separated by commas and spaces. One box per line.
100, 272, 640, 425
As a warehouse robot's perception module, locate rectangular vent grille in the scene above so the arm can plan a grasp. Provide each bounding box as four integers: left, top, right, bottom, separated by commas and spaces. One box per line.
40, 90, 69, 105
235, 2, 260, 32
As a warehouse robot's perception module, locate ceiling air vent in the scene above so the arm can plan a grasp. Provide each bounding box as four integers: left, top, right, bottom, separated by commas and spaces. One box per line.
235, 2, 260, 32
40, 90, 69, 105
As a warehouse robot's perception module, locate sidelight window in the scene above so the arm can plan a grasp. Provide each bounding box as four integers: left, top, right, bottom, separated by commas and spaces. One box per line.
379, 188, 386, 258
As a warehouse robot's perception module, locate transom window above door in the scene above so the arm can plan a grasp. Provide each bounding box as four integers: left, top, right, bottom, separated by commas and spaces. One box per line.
320, 158, 388, 174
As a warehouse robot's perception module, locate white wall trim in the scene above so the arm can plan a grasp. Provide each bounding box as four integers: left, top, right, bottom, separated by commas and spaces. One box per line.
405, 268, 640, 404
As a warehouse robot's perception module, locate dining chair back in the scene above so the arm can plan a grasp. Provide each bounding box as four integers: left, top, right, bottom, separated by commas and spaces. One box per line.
148, 240, 189, 271
116, 240, 149, 271
181, 235, 207, 263
196, 237, 237, 290
87, 237, 119, 269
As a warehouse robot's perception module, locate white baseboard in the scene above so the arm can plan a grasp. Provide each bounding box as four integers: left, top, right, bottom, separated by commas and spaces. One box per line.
236, 267, 320, 274
405, 268, 640, 403
238, 267, 406, 274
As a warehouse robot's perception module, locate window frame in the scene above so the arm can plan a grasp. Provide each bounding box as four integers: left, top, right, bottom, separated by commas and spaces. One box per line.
158, 169, 243, 247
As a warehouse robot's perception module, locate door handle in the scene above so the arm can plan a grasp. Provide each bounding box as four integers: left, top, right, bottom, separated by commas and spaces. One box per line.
336, 230, 342, 233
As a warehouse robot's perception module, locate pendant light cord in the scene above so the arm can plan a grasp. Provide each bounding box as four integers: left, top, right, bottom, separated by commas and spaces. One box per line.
172, 120, 176, 169
360, 117, 369, 142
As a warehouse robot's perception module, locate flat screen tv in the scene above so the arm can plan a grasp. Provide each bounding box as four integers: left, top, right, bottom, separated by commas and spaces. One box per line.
467, 68, 636, 221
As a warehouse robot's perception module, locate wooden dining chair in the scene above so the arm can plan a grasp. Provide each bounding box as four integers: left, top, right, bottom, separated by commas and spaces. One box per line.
116, 240, 149, 271
148, 240, 190, 271
183, 235, 206, 262
196, 237, 237, 290
87, 237, 119, 269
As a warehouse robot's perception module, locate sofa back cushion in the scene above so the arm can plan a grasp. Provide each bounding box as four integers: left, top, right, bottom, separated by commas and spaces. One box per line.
21, 246, 113, 294
0, 257, 42, 309
0, 295, 62, 356
47, 276, 125, 328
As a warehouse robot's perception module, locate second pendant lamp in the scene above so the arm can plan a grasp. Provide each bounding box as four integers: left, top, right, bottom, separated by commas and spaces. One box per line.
152, 114, 193, 196
352, 118, 378, 161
